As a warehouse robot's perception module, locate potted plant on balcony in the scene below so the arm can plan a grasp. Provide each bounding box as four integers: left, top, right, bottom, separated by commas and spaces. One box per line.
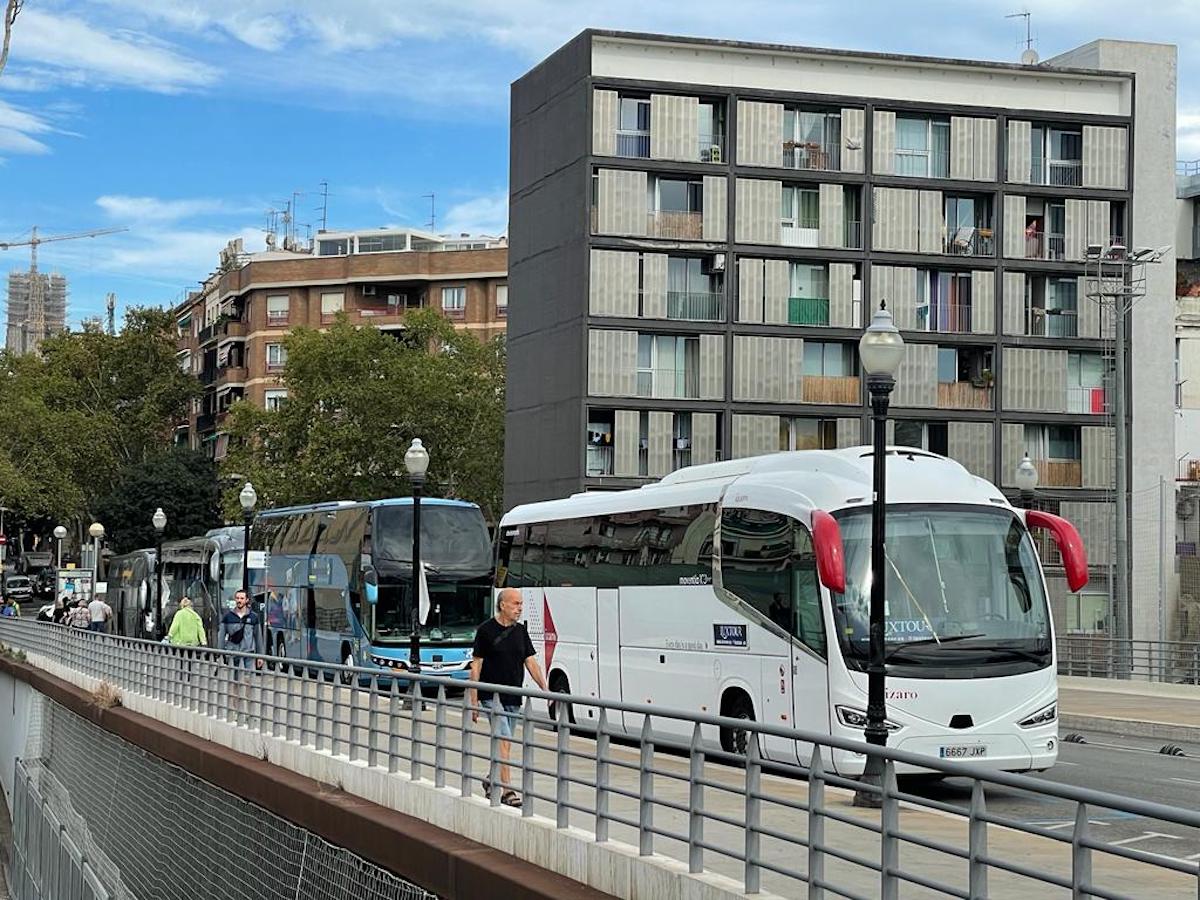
972, 369, 994, 389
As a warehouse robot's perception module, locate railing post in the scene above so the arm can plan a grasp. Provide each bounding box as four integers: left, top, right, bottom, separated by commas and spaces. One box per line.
968, 780, 988, 899
638, 715, 654, 857
556, 697, 571, 828
744, 730, 761, 893
688, 723, 704, 874
880, 761, 900, 900
434, 684, 448, 789
1071, 803, 1092, 899
489, 707, 502, 807
595, 708, 611, 844
460, 692, 473, 798
808, 747, 826, 900
410, 679, 422, 782
387, 679, 401, 774
367, 676, 380, 768
520, 695, 534, 818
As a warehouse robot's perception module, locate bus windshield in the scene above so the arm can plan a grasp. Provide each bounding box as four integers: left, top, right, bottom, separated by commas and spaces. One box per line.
373, 577, 493, 644
831, 506, 1051, 674
373, 505, 492, 572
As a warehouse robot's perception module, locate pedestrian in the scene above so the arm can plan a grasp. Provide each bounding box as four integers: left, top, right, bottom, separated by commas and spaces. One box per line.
67, 599, 91, 630
468, 588, 548, 808
168, 597, 206, 647
219, 590, 263, 718
52, 596, 69, 625
87, 592, 113, 633
0, 596, 16, 618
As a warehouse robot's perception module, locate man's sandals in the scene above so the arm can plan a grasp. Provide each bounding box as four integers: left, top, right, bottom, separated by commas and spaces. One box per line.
481, 779, 522, 808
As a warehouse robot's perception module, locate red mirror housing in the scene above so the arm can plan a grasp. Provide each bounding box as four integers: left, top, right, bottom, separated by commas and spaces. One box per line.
1025, 509, 1089, 592
812, 510, 846, 594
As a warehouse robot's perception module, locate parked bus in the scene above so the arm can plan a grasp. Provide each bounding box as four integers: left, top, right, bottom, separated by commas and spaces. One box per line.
106, 549, 156, 637
495, 447, 1087, 776
250, 498, 493, 678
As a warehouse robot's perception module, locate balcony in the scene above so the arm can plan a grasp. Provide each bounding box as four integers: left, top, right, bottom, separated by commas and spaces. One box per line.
586, 445, 614, 477
1024, 232, 1066, 261
199, 368, 217, 386
1032, 158, 1082, 187
845, 220, 862, 250
802, 375, 860, 404
266, 313, 289, 328
1033, 459, 1082, 487
648, 211, 703, 240
937, 381, 992, 410
196, 412, 216, 433
218, 365, 248, 385
894, 148, 950, 180
917, 302, 973, 334
781, 223, 820, 248
666, 291, 723, 322
788, 297, 830, 326
943, 227, 995, 257
783, 140, 840, 171
673, 446, 693, 470
1027, 308, 1078, 338
616, 130, 650, 159
698, 135, 725, 163
637, 367, 700, 400
1068, 387, 1108, 415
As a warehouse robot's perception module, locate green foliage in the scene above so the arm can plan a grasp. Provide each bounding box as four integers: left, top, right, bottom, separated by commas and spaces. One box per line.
93, 447, 222, 554
223, 310, 505, 521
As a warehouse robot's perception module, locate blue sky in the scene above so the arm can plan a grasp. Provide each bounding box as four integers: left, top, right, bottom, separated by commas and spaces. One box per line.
0, 0, 1196, 324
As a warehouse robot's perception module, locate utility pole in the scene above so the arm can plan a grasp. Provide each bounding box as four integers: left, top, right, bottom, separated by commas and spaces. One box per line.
319, 181, 329, 232
105, 292, 116, 336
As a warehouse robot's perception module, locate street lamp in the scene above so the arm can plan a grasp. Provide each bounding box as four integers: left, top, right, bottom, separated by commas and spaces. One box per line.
53, 525, 67, 569
1015, 453, 1039, 508
88, 522, 105, 604
853, 302, 905, 808
152, 507, 167, 639
404, 438, 430, 675
239, 482, 257, 598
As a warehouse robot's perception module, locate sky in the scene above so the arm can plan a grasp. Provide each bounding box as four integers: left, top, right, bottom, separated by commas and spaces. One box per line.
0, 0, 1197, 324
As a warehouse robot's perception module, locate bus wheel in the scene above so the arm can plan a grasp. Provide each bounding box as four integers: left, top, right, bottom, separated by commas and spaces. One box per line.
339, 644, 355, 685
548, 672, 575, 727
720, 692, 755, 756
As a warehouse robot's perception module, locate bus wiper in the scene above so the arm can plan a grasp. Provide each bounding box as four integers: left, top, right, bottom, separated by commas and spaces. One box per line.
886, 633, 986, 658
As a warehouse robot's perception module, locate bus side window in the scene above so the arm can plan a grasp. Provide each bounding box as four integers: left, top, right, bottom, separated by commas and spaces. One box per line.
791, 524, 826, 658
523, 525, 547, 587
496, 526, 525, 587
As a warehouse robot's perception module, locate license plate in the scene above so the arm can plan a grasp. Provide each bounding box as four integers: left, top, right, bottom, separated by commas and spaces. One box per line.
939, 744, 986, 759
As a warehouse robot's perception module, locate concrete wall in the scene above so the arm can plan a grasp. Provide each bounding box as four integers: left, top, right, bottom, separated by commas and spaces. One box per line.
0, 668, 37, 813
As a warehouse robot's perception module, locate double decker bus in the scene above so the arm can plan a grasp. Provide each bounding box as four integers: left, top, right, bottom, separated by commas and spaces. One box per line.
495, 447, 1087, 775
250, 498, 493, 678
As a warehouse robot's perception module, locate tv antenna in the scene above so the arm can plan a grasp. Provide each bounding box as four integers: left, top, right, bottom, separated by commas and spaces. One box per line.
423, 193, 436, 231
1006, 10, 1039, 64
318, 181, 329, 232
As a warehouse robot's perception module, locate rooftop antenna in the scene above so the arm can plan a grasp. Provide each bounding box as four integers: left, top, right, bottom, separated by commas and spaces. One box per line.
318, 181, 329, 233
1006, 10, 1039, 64
423, 193, 436, 231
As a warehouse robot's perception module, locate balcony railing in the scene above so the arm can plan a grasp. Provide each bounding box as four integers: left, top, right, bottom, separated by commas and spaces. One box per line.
783, 140, 841, 171
937, 381, 992, 410
218, 365, 248, 385
673, 446, 693, 470
586, 445, 614, 477
917, 302, 972, 334
943, 226, 995, 257
616, 130, 650, 158
1025, 231, 1066, 261
1026, 307, 1078, 338
1179, 457, 1200, 481
1067, 386, 1108, 415
698, 135, 725, 163
1031, 459, 1082, 487
780, 222, 820, 248
788, 296, 830, 326
894, 148, 950, 179
648, 211, 703, 240
636, 367, 700, 400
666, 291, 723, 322
802, 374, 860, 404
1032, 158, 1083, 187
266, 313, 288, 327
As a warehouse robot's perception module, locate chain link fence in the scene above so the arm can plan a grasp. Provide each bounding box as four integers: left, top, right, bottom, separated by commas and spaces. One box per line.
7, 695, 437, 900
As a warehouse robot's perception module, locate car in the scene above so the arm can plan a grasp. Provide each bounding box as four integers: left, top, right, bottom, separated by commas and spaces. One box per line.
4, 575, 34, 602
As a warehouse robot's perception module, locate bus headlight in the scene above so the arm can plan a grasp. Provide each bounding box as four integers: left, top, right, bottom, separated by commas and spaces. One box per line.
835, 705, 903, 732
1018, 703, 1057, 728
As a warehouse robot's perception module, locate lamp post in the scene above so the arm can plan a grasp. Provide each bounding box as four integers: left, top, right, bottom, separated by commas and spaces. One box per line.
1016, 453, 1039, 509
404, 439, 430, 675
88, 522, 105, 604
853, 302, 905, 808
152, 507, 167, 639
239, 482, 257, 598
53, 525, 67, 569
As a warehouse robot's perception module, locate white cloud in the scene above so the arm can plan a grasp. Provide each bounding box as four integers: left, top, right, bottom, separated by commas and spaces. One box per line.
95, 195, 229, 223
1179, 111, 1200, 161
440, 190, 508, 236
0, 100, 56, 154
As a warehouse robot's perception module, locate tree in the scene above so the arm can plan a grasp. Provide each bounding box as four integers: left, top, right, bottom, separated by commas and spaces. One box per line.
93, 448, 221, 554
0, 0, 23, 81
223, 310, 506, 520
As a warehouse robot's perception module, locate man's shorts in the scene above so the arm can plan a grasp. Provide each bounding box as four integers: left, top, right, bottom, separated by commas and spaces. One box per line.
483, 697, 521, 739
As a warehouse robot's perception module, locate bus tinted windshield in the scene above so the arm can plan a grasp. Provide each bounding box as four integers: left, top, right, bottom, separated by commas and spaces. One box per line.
373, 505, 492, 572
831, 506, 1051, 674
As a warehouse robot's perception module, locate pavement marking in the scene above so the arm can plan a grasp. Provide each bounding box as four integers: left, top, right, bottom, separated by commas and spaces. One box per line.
1037, 821, 1111, 830
1107, 831, 1182, 847
1168, 777, 1200, 786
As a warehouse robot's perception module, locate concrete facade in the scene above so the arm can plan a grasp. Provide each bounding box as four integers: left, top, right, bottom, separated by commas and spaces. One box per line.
507, 31, 1178, 638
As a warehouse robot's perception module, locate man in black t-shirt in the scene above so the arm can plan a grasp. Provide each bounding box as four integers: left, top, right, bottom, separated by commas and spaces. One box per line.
469, 588, 548, 807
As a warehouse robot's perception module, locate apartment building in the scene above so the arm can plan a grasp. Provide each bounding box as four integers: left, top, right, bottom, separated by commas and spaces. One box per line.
507, 31, 1177, 634
174, 229, 507, 456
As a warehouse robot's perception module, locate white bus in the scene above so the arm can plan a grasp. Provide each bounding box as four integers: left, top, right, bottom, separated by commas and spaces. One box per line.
495, 447, 1087, 775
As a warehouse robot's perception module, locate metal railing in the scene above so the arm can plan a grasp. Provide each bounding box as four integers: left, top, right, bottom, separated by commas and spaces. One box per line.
666, 290, 723, 322
636, 366, 700, 400
616, 130, 650, 158
783, 140, 840, 171
918, 301, 973, 334
1025, 232, 1066, 261
1058, 634, 1200, 684
586, 444, 614, 477
1179, 160, 1200, 177
1026, 307, 1078, 338
1032, 158, 1083, 187
780, 221, 820, 247
788, 296, 830, 326
943, 227, 995, 257
1067, 386, 1108, 415
894, 148, 950, 179
2, 618, 1198, 899
698, 135, 724, 163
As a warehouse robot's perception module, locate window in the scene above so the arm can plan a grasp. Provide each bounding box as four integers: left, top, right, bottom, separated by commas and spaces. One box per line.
895, 115, 949, 178
894, 421, 948, 455
923, 271, 973, 332
441, 286, 466, 314
783, 107, 842, 169
266, 294, 289, 325
177, 350, 192, 374
320, 292, 344, 318
266, 343, 287, 368
617, 96, 651, 158
780, 417, 837, 451
356, 234, 407, 253
318, 238, 349, 256
1067, 593, 1109, 633
1068, 352, 1108, 413
637, 333, 700, 398
495, 284, 508, 316
720, 508, 825, 656
698, 101, 725, 161
781, 186, 820, 240
788, 262, 830, 325
656, 178, 703, 214
944, 195, 994, 255
665, 257, 722, 320
802, 341, 854, 377
937, 348, 958, 383
1030, 125, 1083, 186
1026, 424, 1081, 461
264, 389, 288, 411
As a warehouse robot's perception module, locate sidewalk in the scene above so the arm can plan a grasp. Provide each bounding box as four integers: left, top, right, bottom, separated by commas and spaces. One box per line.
1059, 675, 1200, 743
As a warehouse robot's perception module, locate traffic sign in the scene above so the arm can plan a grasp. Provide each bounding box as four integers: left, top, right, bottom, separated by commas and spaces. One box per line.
0, 535, 7, 545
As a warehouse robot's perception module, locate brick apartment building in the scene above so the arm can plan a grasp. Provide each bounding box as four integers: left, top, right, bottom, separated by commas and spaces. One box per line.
174, 228, 507, 457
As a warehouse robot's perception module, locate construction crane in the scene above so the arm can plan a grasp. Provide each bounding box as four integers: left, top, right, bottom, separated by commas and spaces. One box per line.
0, 225, 127, 351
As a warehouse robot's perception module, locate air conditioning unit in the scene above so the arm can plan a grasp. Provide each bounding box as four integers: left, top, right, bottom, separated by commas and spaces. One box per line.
362, 285, 377, 297
708, 145, 722, 163
702, 253, 726, 274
